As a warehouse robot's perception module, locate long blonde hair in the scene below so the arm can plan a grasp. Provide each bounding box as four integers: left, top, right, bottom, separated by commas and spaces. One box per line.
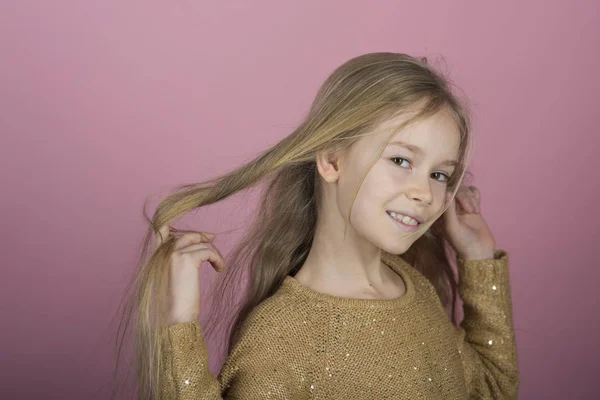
111, 52, 473, 399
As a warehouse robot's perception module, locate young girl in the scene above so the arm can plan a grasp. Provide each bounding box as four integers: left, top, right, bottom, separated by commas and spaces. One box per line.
113, 53, 519, 399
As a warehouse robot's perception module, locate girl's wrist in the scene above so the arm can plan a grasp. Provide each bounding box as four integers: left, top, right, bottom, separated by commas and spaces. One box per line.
458, 248, 496, 261
167, 306, 200, 325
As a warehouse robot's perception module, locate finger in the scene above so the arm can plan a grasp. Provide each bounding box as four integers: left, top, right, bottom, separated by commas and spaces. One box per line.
466, 193, 477, 214
456, 191, 472, 213
470, 187, 481, 213
444, 192, 457, 218
178, 228, 217, 239
156, 225, 171, 248
443, 192, 459, 229
467, 188, 480, 213
174, 232, 215, 251
208, 240, 224, 259
184, 248, 227, 272
470, 186, 480, 201
463, 188, 477, 213
174, 232, 216, 251
177, 236, 224, 264
178, 242, 210, 254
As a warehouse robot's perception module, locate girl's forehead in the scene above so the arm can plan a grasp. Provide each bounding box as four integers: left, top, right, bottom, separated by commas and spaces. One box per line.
350, 113, 461, 163
375, 112, 459, 146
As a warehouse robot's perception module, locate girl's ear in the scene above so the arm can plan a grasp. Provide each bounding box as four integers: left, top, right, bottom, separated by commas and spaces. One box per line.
316, 150, 342, 183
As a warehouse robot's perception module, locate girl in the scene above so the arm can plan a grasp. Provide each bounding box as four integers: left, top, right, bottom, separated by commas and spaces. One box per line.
113, 53, 519, 399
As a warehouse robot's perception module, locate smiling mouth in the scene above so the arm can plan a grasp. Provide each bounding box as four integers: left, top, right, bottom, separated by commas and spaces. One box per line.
386, 211, 422, 226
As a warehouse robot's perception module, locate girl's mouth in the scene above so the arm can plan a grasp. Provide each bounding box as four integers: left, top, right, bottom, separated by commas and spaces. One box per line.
386, 211, 421, 232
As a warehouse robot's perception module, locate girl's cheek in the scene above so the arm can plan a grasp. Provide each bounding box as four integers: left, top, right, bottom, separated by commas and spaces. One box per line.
390, 169, 409, 183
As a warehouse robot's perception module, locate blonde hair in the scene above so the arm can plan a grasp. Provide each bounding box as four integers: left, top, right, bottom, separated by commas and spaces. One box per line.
110, 52, 473, 399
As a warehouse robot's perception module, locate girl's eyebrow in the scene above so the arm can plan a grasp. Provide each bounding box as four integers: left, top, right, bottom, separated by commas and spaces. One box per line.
387, 141, 459, 167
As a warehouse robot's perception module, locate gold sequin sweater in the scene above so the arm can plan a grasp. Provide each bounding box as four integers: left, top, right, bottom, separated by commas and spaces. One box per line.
159, 249, 519, 399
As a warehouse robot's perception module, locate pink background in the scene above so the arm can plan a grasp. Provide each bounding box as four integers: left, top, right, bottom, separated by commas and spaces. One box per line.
1, 1, 598, 398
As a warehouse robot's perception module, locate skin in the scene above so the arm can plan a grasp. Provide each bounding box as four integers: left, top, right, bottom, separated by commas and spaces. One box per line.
159, 106, 498, 323
294, 106, 496, 300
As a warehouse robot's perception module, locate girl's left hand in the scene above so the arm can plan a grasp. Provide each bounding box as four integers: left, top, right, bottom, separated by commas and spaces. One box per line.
437, 185, 496, 260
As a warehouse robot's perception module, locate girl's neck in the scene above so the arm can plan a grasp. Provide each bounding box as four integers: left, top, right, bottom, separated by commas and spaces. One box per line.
294, 232, 406, 301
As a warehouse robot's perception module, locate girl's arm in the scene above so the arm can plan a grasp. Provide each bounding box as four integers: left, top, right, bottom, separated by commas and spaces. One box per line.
439, 187, 520, 397
159, 321, 221, 399
158, 317, 306, 399
455, 249, 520, 399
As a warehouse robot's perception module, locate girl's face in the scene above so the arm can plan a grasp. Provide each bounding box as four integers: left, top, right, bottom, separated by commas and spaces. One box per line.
334, 107, 461, 255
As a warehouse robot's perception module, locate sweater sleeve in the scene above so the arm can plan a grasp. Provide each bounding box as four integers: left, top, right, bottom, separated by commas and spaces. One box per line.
455, 249, 520, 399
158, 320, 222, 399
158, 319, 306, 399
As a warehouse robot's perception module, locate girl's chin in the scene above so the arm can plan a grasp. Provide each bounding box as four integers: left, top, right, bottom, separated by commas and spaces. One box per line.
381, 236, 420, 255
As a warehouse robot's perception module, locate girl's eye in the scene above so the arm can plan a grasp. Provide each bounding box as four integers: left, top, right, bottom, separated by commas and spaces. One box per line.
390, 157, 450, 183
431, 172, 450, 183
390, 157, 410, 168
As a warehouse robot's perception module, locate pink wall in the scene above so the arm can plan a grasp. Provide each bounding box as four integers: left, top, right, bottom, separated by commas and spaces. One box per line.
1, 0, 598, 398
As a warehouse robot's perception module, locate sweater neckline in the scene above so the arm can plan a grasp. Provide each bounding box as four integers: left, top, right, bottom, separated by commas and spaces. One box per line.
281, 251, 415, 309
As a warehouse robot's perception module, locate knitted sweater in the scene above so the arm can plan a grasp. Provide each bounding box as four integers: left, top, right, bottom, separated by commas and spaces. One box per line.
159, 249, 519, 399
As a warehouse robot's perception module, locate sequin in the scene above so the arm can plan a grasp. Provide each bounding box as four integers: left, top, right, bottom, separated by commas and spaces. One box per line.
159, 250, 518, 399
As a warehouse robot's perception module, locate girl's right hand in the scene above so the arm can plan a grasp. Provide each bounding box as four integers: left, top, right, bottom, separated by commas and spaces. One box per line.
157, 225, 227, 325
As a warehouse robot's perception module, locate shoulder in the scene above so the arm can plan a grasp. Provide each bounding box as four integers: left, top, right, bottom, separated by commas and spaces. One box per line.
239, 284, 306, 338
382, 250, 450, 312
381, 251, 435, 291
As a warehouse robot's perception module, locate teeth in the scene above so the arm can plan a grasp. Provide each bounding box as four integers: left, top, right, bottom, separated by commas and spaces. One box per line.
390, 212, 419, 226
